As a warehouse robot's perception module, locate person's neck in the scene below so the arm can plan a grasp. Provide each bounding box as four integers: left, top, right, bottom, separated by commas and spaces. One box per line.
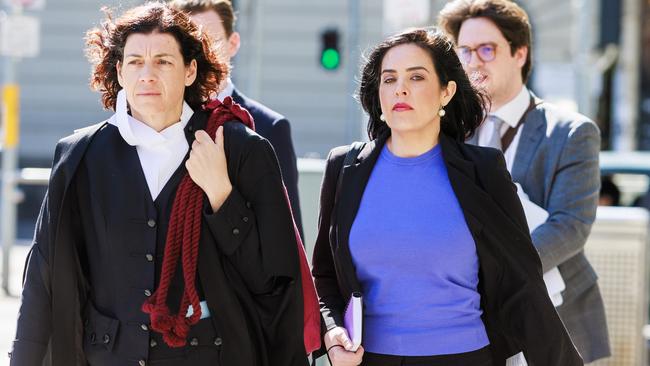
490, 81, 524, 112
387, 123, 440, 158
131, 105, 183, 132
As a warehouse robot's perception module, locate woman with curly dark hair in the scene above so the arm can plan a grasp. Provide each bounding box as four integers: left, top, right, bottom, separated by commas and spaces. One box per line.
311, 28, 582, 366
10, 2, 318, 366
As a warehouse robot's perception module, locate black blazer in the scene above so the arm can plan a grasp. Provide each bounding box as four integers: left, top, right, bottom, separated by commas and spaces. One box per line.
232, 88, 303, 237
311, 132, 583, 365
10, 113, 308, 366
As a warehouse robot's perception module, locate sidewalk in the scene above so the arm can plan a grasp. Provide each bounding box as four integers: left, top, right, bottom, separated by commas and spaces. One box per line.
0, 245, 30, 366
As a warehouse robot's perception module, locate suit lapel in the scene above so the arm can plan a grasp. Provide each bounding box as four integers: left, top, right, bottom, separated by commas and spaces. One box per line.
335, 136, 383, 292
439, 135, 488, 237
511, 105, 545, 183
231, 88, 246, 108
441, 135, 532, 241
440, 134, 476, 181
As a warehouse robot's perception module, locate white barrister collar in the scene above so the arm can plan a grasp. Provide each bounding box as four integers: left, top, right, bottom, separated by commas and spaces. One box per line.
108, 89, 194, 146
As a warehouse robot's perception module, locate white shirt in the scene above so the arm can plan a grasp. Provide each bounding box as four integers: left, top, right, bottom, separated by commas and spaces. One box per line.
216, 78, 234, 101
477, 86, 531, 172
108, 89, 194, 200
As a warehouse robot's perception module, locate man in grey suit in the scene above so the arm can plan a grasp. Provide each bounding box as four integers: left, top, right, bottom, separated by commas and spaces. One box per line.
440, 0, 610, 363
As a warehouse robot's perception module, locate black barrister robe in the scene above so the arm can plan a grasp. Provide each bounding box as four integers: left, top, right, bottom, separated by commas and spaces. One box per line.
10, 110, 308, 366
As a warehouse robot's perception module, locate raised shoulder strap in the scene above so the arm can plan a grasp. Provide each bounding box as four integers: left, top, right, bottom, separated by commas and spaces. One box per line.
345, 142, 366, 166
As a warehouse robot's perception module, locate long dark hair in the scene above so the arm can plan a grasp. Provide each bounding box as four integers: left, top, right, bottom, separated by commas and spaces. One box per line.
358, 27, 488, 141
85, 2, 227, 110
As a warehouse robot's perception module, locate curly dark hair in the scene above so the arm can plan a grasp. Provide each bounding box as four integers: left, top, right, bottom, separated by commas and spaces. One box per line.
85, 1, 227, 110
358, 27, 489, 141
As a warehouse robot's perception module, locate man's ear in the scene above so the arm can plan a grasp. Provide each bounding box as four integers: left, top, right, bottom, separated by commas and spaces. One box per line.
116, 61, 124, 87
514, 45, 528, 68
228, 31, 241, 58
185, 59, 198, 86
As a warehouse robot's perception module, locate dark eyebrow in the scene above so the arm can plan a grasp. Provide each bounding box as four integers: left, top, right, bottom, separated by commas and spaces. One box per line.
406, 66, 429, 73
457, 42, 498, 49
381, 66, 429, 74
124, 53, 175, 58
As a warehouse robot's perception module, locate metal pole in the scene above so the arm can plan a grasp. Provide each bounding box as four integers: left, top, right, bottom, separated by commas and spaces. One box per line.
612, 0, 641, 151
1, 3, 22, 296
345, 0, 361, 144
572, 0, 594, 118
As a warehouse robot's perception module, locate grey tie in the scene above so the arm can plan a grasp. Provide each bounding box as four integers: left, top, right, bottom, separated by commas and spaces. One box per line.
485, 115, 505, 150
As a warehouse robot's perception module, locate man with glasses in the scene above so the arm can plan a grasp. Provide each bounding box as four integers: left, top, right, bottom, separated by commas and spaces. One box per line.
170, 0, 303, 237
440, 0, 609, 363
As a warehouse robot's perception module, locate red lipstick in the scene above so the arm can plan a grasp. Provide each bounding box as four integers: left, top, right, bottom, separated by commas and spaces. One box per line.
392, 102, 413, 111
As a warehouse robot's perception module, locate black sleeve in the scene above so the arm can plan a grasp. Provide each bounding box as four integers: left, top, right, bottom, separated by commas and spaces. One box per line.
10, 195, 52, 366
530, 121, 600, 271
203, 138, 300, 295
267, 118, 303, 239
9, 138, 74, 366
311, 147, 348, 333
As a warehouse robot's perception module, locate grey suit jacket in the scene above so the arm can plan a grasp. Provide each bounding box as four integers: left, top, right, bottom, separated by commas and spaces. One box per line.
468, 97, 610, 363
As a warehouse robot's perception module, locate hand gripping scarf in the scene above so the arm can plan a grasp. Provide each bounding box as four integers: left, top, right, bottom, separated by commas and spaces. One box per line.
141, 97, 321, 353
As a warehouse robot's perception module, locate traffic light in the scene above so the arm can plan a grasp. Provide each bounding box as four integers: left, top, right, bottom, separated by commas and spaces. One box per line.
320, 28, 340, 71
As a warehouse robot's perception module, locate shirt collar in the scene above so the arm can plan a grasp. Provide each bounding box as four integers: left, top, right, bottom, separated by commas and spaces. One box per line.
216, 78, 234, 101
108, 89, 194, 147
490, 86, 530, 128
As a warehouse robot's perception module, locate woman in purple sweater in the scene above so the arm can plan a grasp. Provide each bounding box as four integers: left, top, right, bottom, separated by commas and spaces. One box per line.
311, 28, 582, 366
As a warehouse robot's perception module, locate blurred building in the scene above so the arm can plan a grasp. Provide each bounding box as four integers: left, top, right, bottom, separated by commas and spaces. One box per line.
2, 0, 647, 165
0, 0, 384, 166
231, 0, 383, 157
0, 1, 648, 234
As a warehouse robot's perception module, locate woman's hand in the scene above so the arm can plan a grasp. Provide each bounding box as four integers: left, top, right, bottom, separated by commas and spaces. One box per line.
186, 126, 232, 212
324, 327, 364, 366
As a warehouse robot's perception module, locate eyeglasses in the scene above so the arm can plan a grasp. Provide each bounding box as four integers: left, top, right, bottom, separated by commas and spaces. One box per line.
456, 43, 498, 64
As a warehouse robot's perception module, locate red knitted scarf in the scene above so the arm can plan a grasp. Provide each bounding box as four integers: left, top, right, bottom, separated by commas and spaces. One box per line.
141, 96, 321, 352
141, 96, 254, 347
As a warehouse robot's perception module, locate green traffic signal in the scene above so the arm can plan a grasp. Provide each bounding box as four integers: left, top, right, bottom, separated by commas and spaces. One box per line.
320, 29, 341, 70
321, 48, 340, 70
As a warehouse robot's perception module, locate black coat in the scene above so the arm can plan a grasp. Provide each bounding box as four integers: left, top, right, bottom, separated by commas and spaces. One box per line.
311, 132, 583, 365
232, 89, 303, 237
10, 111, 308, 366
